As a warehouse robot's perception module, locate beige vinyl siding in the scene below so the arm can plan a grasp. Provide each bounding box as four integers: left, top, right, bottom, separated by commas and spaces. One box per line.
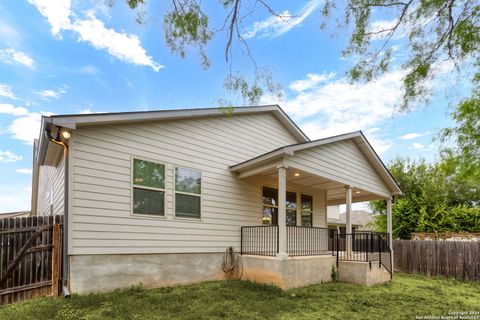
70, 112, 300, 255
37, 156, 65, 216
285, 139, 391, 198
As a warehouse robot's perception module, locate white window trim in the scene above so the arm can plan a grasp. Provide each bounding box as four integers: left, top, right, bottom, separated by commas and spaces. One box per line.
300, 193, 313, 227
261, 185, 298, 226
130, 156, 167, 219
173, 165, 203, 221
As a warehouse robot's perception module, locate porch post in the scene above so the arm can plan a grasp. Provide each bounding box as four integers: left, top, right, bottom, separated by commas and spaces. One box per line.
386, 198, 394, 273
386, 198, 392, 247
345, 185, 352, 253
277, 165, 288, 259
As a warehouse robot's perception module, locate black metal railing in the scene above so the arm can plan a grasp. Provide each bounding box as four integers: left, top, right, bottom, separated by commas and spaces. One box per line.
286, 226, 333, 256
240, 225, 334, 257
335, 232, 392, 277
240, 225, 278, 256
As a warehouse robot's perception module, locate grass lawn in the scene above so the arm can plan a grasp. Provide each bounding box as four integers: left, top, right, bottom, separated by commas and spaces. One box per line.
1, 273, 479, 320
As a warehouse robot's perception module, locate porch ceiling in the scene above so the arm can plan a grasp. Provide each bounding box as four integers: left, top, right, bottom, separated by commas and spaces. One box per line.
246, 166, 386, 205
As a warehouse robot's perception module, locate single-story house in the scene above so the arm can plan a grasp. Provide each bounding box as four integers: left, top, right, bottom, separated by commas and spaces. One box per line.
31, 105, 401, 293
327, 209, 378, 233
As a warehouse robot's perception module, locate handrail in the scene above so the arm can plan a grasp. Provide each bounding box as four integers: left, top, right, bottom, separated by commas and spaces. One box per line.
336, 232, 392, 278
286, 226, 332, 256
240, 225, 278, 256
240, 225, 334, 257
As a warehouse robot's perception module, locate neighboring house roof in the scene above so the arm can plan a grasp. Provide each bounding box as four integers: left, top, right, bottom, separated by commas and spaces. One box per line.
230, 131, 402, 196
36, 105, 309, 166
328, 210, 377, 228
0, 211, 31, 219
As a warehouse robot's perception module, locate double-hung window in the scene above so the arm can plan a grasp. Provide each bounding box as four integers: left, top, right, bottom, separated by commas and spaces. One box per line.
175, 167, 202, 219
132, 158, 165, 216
301, 194, 313, 227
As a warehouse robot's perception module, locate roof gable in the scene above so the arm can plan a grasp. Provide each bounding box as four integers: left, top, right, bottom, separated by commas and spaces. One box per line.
231, 131, 402, 196
47, 105, 309, 143
36, 105, 309, 166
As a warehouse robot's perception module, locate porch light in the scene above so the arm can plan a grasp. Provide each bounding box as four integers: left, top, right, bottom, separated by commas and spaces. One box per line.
61, 130, 71, 140
294, 172, 300, 177
355, 190, 361, 194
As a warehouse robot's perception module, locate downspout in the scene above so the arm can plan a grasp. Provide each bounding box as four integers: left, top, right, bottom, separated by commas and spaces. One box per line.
45, 127, 71, 297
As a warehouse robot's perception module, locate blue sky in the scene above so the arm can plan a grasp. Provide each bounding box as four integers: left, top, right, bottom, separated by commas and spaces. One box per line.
0, 0, 471, 212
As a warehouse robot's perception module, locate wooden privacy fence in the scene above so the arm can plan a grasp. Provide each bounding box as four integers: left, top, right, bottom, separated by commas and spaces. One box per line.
0, 215, 63, 304
394, 240, 480, 281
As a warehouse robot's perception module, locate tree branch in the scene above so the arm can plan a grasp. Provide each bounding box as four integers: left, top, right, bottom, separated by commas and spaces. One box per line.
225, 0, 240, 62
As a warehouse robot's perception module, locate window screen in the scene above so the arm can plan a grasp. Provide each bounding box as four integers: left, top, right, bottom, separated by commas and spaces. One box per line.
175, 167, 202, 219
132, 158, 165, 216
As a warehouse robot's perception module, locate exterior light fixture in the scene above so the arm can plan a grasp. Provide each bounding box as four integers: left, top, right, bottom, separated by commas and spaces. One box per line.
355, 190, 361, 194
294, 172, 301, 177
61, 130, 71, 140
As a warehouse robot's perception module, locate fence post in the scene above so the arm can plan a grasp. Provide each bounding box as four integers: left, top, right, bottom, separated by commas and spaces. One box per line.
51, 224, 60, 296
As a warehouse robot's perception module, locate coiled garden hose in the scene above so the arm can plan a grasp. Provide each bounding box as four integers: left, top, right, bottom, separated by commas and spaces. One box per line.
222, 246, 237, 273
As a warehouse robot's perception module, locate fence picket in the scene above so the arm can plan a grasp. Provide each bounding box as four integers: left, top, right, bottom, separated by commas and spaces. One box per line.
394, 240, 480, 281
0, 215, 63, 304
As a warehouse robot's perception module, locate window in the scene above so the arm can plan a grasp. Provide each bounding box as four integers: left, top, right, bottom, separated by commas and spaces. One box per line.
262, 187, 278, 225
262, 187, 297, 226
301, 194, 313, 227
132, 158, 165, 216
286, 191, 297, 226
175, 167, 202, 219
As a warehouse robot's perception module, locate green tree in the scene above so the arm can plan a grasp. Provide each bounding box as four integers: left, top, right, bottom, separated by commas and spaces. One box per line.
120, 0, 479, 108
369, 157, 480, 238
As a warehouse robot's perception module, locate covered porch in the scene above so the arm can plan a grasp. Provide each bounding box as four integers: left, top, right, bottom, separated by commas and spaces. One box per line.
230, 132, 401, 287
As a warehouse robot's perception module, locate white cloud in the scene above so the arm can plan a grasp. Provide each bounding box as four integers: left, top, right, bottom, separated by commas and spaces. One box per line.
0, 103, 29, 116
412, 143, 425, 150
78, 108, 106, 114
28, 1, 163, 71
27, 0, 72, 37
0, 84, 17, 100
9, 112, 43, 145
0, 103, 53, 144
0, 149, 22, 163
368, 19, 404, 40
279, 68, 407, 142
244, 0, 322, 39
289, 72, 336, 92
0, 184, 31, 212
363, 127, 393, 154
36, 86, 68, 100
260, 68, 413, 154
71, 13, 164, 72
400, 131, 431, 140
16, 168, 33, 175
0, 48, 35, 68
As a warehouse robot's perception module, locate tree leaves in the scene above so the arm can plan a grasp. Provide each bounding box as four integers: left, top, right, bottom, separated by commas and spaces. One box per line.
370, 156, 480, 238
164, 0, 212, 68
322, 0, 480, 110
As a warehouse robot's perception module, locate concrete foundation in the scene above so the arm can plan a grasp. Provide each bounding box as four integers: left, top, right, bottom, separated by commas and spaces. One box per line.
69, 253, 227, 294
69, 253, 390, 294
238, 255, 336, 289
338, 260, 391, 286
